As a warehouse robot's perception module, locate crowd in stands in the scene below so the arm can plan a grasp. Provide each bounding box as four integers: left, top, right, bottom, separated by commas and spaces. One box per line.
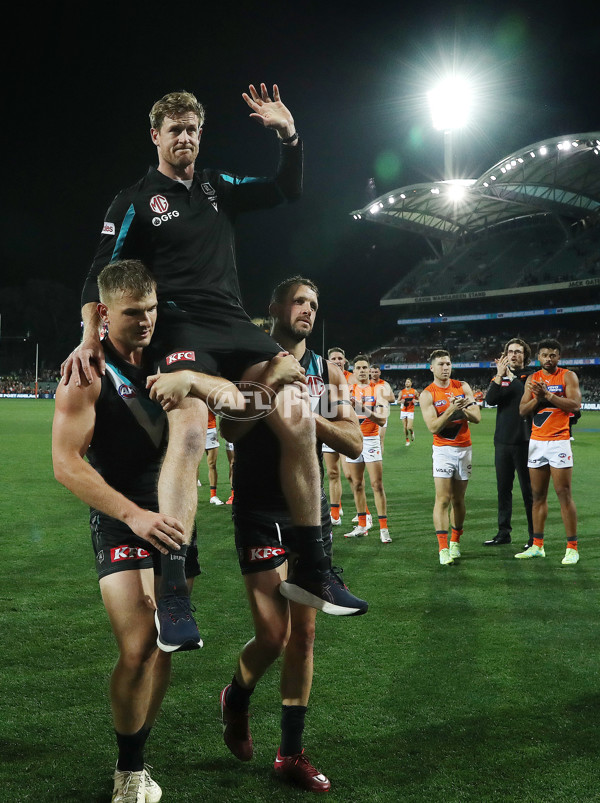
0, 368, 60, 396
371, 323, 599, 366
380, 370, 600, 404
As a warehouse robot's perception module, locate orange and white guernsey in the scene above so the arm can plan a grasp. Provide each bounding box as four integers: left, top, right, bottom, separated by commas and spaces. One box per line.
424, 379, 471, 447
343, 369, 352, 383
350, 382, 379, 437
207, 409, 216, 430
400, 387, 418, 413
529, 367, 570, 441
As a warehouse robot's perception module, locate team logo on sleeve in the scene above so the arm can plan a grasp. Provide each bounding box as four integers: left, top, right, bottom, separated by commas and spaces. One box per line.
102, 222, 115, 235
166, 351, 196, 366
150, 195, 169, 213
201, 182, 218, 211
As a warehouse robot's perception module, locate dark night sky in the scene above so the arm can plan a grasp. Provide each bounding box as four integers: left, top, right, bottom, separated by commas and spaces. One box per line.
6, 0, 599, 358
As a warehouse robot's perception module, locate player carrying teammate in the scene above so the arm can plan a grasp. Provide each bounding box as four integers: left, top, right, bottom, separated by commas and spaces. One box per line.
218, 277, 364, 793
398, 378, 419, 446
420, 349, 481, 565
516, 339, 581, 564
345, 355, 391, 543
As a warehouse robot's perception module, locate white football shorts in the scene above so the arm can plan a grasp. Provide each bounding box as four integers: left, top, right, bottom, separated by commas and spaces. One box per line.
346, 435, 382, 464
432, 444, 472, 480
528, 439, 573, 469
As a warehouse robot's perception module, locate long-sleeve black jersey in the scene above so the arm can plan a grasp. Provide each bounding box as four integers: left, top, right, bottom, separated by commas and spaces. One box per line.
82, 143, 303, 317
485, 371, 532, 445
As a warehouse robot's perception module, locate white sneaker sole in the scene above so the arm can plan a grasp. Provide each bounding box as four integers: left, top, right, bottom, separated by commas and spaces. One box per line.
279, 580, 363, 616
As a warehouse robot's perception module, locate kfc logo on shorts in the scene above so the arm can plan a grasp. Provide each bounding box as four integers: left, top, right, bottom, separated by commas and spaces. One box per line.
150, 194, 169, 214
118, 384, 136, 399
102, 222, 115, 235
111, 546, 150, 562
248, 546, 286, 562
166, 351, 196, 366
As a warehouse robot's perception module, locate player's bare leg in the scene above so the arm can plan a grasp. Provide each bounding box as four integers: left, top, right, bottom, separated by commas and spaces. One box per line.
221, 565, 289, 762
530, 466, 551, 535
515, 467, 551, 560
345, 462, 370, 537
237, 565, 291, 688
433, 476, 454, 564
101, 569, 168, 799
155, 397, 206, 651
324, 451, 342, 524
550, 466, 577, 539
379, 426, 387, 455
281, 600, 316, 706
366, 461, 390, 542
160, 397, 207, 543
102, 570, 162, 734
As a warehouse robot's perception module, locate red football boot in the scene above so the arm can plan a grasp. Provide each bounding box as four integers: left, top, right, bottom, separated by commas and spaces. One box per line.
274, 748, 331, 793
220, 685, 253, 761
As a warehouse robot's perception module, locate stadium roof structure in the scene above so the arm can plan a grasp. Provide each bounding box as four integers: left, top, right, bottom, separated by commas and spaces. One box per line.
350, 133, 600, 245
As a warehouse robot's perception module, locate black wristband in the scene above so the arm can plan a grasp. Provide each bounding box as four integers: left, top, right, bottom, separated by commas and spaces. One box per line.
280, 131, 299, 144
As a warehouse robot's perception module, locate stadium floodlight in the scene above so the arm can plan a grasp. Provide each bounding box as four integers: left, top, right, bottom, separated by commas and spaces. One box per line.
427, 77, 472, 132
428, 76, 473, 179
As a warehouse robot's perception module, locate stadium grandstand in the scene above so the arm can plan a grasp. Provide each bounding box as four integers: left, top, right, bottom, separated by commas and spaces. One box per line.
350, 133, 600, 409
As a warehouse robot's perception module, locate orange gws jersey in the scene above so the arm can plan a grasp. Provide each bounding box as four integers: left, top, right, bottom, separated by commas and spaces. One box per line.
207, 409, 216, 430
425, 379, 472, 447
400, 388, 417, 413
530, 367, 571, 441
350, 382, 379, 437
343, 369, 352, 383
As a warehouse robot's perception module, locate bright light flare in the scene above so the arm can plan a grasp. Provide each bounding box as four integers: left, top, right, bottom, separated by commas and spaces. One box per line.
428, 77, 473, 131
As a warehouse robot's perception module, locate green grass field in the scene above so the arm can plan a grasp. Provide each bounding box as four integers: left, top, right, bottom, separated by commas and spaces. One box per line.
1, 400, 599, 802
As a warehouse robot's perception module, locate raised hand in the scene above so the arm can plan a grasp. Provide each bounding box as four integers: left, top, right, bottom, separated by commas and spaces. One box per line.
242, 83, 295, 139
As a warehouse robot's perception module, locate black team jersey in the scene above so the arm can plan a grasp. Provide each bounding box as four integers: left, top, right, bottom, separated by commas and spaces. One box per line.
87, 340, 166, 507
232, 349, 331, 514
485, 370, 532, 445
81, 145, 303, 318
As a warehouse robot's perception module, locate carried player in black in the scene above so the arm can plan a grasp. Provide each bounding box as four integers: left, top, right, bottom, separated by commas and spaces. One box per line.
53, 260, 205, 803
61, 85, 364, 651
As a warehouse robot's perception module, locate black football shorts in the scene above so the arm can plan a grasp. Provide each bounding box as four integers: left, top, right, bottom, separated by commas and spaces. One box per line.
232, 498, 333, 576
153, 302, 281, 380
90, 509, 201, 581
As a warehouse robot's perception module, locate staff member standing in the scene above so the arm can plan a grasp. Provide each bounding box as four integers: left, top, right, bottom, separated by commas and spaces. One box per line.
483, 339, 534, 549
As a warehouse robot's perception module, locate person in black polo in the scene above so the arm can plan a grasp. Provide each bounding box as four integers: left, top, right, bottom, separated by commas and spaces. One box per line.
483, 338, 534, 548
